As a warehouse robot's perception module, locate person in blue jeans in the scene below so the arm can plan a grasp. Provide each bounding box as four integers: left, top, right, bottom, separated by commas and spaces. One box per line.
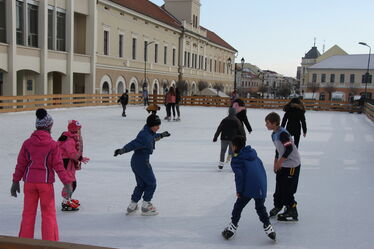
222, 136, 276, 241
114, 114, 170, 216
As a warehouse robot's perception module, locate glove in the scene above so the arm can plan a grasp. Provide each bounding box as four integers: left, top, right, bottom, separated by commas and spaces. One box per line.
160, 131, 171, 138
11, 181, 20, 197
81, 157, 90, 164
213, 137, 217, 142
64, 184, 73, 198
114, 148, 126, 157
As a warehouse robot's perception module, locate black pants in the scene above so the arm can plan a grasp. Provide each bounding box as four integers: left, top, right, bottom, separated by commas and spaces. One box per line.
121, 104, 127, 116
175, 104, 180, 117
231, 197, 270, 227
273, 165, 300, 208
166, 103, 176, 118
292, 133, 301, 148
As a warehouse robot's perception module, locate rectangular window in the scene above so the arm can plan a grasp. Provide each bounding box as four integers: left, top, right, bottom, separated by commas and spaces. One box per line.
28, 4, 38, 47
119, 34, 123, 57
103, 30, 109, 55
362, 73, 372, 83
312, 73, 317, 83
321, 73, 326, 83
210, 59, 212, 72
205, 57, 207, 71
340, 74, 345, 83
214, 60, 217, 72
195, 54, 197, 69
144, 41, 148, 61
184, 51, 187, 66
330, 74, 335, 83
172, 48, 176, 66
16, 1, 24, 45
132, 38, 136, 60
164, 46, 167, 64
27, 80, 33, 91
154, 44, 158, 63
0, 0, 6, 43
56, 12, 65, 51
47, 9, 53, 49
192, 54, 195, 68
350, 74, 355, 83
188, 52, 190, 67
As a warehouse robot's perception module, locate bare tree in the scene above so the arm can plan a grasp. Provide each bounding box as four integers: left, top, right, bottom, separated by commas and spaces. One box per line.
258, 85, 268, 99
324, 84, 336, 100
197, 81, 208, 92
307, 82, 320, 99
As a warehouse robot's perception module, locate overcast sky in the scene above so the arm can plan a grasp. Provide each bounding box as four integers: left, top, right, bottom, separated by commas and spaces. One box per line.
150, 0, 374, 77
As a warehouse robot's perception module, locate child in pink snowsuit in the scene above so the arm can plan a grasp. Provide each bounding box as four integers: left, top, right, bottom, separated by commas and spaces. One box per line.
10, 108, 72, 241
58, 120, 89, 211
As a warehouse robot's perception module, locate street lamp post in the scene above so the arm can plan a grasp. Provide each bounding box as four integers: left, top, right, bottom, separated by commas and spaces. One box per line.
358, 42, 371, 103
240, 57, 245, 92
144, 41, 155, 89
227, 57, 245, 92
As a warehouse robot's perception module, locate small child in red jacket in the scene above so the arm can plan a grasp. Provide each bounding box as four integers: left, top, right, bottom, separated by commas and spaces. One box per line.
58, 120, 89, 211
11, 108, 72, 241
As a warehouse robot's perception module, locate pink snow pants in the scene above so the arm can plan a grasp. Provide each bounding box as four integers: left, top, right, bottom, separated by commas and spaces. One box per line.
19, 182, 59, 241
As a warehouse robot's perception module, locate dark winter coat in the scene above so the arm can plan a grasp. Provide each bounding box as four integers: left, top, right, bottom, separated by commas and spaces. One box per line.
118, 93, 129, 105
281, 103, 307, 135
236, 109, 252, 133
214, 111, 245, 141
122, 125, 162, 170
176, 91, 181, 104
231, 146, 267, 199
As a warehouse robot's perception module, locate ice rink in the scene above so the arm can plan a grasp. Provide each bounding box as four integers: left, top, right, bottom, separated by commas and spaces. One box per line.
0, 105, 373, 249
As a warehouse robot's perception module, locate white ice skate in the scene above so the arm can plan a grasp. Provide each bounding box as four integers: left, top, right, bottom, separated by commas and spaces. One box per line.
222, 222, 237, 240
263, 223, 276, 241
218, 161, 224, 170
126, 201, 138, 215
141, 201, 159, 216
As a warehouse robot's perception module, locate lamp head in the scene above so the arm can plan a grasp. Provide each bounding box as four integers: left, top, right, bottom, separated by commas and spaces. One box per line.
241, 57, 245, 65
359, 42, 368, 46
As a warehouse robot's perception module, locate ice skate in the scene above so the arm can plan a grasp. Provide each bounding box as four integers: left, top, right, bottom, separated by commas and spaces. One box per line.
61, 199, 79, 211
277, 204, 298, 222
269, 206, 283, 217
126, 201, 138, 215
218, 161, 224, 170
141, 201, 159, 216
225, 154, 232, 163
176, 117, 181, 121
222, 222, 237, 240
71, 199, 80, 206
263, 223, 276, 241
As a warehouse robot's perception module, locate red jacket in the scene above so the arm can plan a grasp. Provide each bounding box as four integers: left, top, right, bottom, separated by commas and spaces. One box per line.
13, 130, 71, 185
58, 131, 82, 181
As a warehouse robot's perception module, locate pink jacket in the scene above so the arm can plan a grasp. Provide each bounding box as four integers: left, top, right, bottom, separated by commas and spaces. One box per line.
165, 93, 176, 104
58, 131, 82, 181
13, 130, 71, 185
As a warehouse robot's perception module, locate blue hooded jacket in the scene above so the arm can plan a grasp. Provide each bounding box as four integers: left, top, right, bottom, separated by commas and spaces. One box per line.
230, 146, 267, 199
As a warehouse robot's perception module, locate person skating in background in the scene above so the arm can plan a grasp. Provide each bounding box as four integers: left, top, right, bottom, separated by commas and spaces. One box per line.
10, 108, 72, 241
114, 114, 171, 216
213, 108, 245, 170
165, 86, 176, 121
175, 87, 181, 121
117, 90, 129, 117
222, 136, 276, 241
142, 87, 149, 107
265, 112, 301, 222
58, 120, 90, 211
281, 98, 307, 148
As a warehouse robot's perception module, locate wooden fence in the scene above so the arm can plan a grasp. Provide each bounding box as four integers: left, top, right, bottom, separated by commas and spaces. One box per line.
0, 94, 365, 113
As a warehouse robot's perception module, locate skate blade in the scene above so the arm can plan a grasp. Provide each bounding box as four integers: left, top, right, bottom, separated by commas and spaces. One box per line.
126, 210, 137, 216
277, 218, 298, 223
141, 211, 159, 216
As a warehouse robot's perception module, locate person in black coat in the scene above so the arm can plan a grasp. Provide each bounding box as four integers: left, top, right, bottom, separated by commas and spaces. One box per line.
117, 90, 129, 117
232, 99, 253, 135
213, 108, 245, 169
281, 98, 307, 148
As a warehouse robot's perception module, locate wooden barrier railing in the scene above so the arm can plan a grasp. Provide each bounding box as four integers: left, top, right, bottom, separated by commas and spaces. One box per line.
0, 94, 364, 113
364, 102, 374, 122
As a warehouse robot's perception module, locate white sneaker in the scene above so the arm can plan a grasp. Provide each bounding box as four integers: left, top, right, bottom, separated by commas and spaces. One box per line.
141, 201, 159, 216
126, 201, 138, 215
218, 161, 224, 170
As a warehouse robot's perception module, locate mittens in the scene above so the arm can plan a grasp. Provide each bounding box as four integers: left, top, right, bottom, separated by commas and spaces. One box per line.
160, 131, 171, 138
114, 148, 126, 157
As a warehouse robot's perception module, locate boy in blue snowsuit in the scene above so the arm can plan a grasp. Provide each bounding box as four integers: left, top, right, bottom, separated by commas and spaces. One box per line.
222, 136, 276, 241
114, 114, 170, 216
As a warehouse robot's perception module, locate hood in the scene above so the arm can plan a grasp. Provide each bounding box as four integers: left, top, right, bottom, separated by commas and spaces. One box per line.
29, 130, 53, 146
236, 145, 257, 161
228, 107, 236, 117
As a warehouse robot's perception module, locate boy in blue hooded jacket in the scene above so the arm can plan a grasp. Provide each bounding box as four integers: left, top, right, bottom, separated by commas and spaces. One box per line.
222, 136, 276, 241
114, 114, 170, 216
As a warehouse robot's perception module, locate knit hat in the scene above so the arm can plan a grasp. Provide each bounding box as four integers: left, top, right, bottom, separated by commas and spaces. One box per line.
35, 108, 53, 129
146, 114, 161, 127
68, 120, 82, 132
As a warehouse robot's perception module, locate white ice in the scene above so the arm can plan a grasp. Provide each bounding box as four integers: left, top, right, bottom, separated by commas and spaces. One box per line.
0, 105, 373, 249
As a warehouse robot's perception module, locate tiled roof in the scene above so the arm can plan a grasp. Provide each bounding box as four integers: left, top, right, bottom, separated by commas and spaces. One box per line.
309, 54, 374, 70
303, 46, 321, 59
108, 0, 236, 52
109, 0, 181, 29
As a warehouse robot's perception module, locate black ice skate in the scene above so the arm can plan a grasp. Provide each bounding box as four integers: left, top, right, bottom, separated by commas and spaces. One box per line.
277, 204, 298, 222
269, 206, 283, 218
222, 222, 237, 240
263, 223, 276, 241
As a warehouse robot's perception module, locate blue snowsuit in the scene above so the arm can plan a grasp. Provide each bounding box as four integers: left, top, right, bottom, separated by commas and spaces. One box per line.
229, 146, 270, 227
123, 125, 162, 202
